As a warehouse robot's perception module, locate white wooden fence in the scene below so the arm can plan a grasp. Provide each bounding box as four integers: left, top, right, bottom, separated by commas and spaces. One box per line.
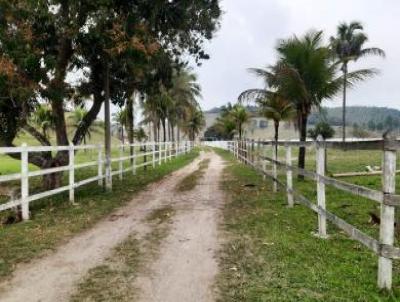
0, 141, 194, 221
221, 137, 400, 290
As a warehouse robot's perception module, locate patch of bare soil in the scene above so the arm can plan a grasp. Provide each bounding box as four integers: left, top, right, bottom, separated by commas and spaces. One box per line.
135, 151, 225, 302
0, 157, 202, 302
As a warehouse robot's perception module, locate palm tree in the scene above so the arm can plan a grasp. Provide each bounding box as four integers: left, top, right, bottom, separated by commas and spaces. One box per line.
330, 21, 384, 142
258, 93, 295, 153
69, 107, 95, 145
31, 104, 55, 139
184, 107, 205, 141
241, 31, 374, 176
113, 108, 128, 144
229, 104, 249, 139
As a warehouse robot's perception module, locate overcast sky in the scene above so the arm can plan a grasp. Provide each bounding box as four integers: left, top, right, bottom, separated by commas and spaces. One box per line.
195, 0, 400, 111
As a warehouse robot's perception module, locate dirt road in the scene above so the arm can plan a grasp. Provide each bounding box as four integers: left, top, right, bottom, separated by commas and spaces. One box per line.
0, 151, 225, 302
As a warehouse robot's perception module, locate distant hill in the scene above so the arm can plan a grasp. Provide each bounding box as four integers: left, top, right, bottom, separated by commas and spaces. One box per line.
309, 106, 400, 129
206, 105, 400, 130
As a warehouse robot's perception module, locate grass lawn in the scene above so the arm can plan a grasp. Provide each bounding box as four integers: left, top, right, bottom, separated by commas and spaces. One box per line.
0, 150, 198, 280
215, 148, 400, 302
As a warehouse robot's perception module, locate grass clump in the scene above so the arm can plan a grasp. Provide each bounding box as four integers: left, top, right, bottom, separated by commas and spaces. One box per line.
214, 148, 400, 302
0, 151, 198, 280
175, 158, 210, 192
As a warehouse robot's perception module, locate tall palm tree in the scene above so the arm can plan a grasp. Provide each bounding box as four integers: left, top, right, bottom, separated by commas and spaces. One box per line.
330, 21, 385, 142
229, 104, 249, 139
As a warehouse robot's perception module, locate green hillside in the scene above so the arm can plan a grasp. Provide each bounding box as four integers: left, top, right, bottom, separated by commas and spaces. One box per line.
309, 106, 400, 129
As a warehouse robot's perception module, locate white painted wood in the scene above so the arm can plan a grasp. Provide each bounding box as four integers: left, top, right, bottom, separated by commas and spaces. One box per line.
0, 173, 21, 183
378, 142, 396, 289
286, 145, 294, 207
133, 145, 137, 175
316, 135, 327, 238
69, 144, 75, 203
272, 144, 278, 193
20, 143, 29, 220
119, 145, 123, 180
159, 142, 162, 166
152, 142, 156, 168
105, 146, 112, 191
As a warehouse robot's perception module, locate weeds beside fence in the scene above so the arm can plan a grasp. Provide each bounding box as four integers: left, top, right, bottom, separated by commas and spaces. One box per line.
0, 141, 194, 221
223, 137, 400, 290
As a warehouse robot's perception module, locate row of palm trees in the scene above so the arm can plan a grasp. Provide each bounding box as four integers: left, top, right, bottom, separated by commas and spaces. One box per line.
238, 21, 384, 171
113, 68, 205, 144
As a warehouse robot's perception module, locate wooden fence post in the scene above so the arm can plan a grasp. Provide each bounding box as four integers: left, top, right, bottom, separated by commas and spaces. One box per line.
119, 145, 123, 180
261, 143, 266, 180
286, 144, 294, 207
272, 142, 278, 193
20, 143, 29, 220
316, 135, 327, 238
378, 137, 397, 289
69, 143, 75, 203
97, 144, 103, 186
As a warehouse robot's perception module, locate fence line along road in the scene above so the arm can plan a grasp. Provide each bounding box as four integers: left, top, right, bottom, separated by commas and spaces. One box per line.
218, 136, 399, 290
0, 141, 194, 221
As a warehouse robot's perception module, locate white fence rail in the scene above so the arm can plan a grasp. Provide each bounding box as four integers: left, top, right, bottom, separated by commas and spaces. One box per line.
211, 138, 400, 290
0, 141, 194, 220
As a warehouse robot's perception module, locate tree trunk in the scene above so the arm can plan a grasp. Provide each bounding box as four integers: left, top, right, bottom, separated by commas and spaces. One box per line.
274, 120, 279, 158
104, 62, 112, 190
238, 124, 242, 140
342, 64, 348, 143
162, 119, 167, 142
298, 113, 308, 180
126, 97, 134, 165
177, 127, 180, 142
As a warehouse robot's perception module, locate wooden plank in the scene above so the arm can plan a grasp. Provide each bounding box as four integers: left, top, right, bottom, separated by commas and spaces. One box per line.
0, 199, 22, 211
286, 145, 294, 207
20, 144, 29, 220
316, 136, 327, 237
333, 170, 400, 177
378, 141, 396, 289
0, 173, 21, 183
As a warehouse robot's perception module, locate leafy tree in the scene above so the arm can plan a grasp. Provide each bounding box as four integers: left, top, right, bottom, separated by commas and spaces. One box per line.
0, 0, 221, 188
330, 21, 384, 141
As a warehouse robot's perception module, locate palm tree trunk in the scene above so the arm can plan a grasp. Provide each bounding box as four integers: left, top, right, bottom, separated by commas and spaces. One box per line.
274, 120, 279, 157
298, 113, 308, 180
342, 64, 348, 142
162, 119, 166, 142
177, 127, 180, 142
238, 124, 242, 140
